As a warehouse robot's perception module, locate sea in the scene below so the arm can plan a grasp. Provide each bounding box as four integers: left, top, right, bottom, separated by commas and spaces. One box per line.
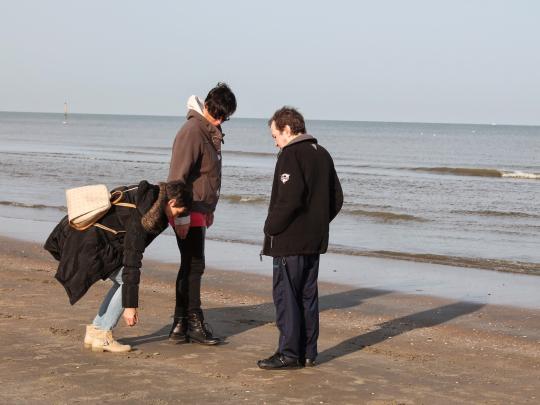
1, 111, 539, 277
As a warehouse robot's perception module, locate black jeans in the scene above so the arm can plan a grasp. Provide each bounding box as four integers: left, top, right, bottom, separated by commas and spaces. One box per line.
174, 226, 205, 318
273, 254, 320, 360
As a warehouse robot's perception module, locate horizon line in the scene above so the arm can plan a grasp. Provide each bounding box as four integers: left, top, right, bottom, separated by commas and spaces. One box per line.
1, 109, 539, 128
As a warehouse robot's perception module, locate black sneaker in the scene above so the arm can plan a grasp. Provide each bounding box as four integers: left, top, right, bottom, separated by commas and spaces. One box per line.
304, 358, 317, 367
257, 353, 302, 370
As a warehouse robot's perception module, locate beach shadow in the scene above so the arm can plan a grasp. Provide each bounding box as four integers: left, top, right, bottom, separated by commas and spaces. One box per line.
317, 301, 484, 364
123, 287, 391, 347
122, 324, 172, 346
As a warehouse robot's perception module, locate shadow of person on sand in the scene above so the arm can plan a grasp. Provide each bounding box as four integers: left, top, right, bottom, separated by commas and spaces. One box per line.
317, 301, 484, 364
123, 287, 391, 347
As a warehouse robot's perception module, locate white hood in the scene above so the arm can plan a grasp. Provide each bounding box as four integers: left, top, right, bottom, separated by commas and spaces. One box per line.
186, 95, 204, 115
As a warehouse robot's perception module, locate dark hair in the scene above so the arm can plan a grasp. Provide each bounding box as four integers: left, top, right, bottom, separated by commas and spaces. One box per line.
268, 106, 306, 135
204, 82, 237, 122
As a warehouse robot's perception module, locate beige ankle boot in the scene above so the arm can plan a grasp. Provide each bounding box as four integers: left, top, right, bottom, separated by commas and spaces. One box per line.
84, 324, 101, 348
91, 330, 131, 353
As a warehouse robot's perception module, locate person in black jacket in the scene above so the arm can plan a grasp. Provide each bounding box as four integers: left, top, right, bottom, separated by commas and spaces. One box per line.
44, 180, 191, 353
257, 107, 343, 370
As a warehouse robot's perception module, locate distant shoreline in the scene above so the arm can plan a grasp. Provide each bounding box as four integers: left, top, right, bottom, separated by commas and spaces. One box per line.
2, 110, 539, 127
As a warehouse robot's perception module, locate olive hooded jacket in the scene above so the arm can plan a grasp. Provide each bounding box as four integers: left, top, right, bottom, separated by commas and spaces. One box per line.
167, 95, 224, 215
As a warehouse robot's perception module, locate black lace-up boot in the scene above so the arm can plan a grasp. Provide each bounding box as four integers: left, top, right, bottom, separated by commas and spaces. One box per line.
186, 312, 222, 345
169, 317, 188, 343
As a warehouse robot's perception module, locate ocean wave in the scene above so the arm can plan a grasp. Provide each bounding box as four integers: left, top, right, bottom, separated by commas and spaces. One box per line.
86, 145, 171, 153
87, 148, 169, 156
221, 194, 268, 204
204, 235, 540, 276
327, 246, 540, 276
334, 163, 374, 169
452, 210, 540, 219
219, 198, 424, 222
410, 166, 540, 180
223, 150, 276, 158
0, 201, 66, 211
501, 171, 540, 180
344, 209, 427, 222
0, 151, 167, 165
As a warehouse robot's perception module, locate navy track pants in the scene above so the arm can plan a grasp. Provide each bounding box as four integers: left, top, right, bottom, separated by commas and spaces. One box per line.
272, 254, 320, 360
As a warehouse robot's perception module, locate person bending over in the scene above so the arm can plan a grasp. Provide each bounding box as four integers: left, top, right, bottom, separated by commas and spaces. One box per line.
45, 180, 191, 352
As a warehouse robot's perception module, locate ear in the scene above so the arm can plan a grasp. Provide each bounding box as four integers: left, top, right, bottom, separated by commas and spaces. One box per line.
283, 125, 292, 136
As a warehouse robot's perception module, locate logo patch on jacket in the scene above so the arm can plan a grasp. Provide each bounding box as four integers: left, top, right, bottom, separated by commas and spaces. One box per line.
280, 173, 290, 184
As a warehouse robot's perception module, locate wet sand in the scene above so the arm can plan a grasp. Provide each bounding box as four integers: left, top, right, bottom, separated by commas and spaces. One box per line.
1, 236, 539, 404
4, 215, 540, 309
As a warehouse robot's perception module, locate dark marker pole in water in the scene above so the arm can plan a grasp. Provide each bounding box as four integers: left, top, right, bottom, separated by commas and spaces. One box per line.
63, 101, 68, 125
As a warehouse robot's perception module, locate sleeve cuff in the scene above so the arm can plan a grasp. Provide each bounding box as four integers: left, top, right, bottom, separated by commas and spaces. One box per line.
122, 284, 139, 308
174, 215, 191, 226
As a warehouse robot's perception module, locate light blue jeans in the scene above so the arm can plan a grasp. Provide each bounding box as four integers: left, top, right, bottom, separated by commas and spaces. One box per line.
92, 268, 124, 331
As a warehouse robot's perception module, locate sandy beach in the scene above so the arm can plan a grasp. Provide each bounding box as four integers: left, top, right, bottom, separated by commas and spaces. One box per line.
2, 1, 540, 404
1, 236, 539, 404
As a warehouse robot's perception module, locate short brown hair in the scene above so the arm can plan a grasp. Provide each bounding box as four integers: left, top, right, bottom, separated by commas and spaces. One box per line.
268, 106, 306, 135
205, 82, 237, 122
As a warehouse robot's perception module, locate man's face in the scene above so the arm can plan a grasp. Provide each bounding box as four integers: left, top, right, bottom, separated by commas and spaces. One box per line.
270, 121, 291, 149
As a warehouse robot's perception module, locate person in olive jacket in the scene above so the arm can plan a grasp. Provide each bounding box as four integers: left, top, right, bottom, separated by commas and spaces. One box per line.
258, 107, 343, 370
45, 180, 191, 352
167, 83, 237, 345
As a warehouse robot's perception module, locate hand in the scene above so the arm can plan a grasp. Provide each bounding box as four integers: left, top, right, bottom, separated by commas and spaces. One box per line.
206, 212, 214, 228
165, 199, 186, 218
123, 308, 138, 327
175, 223, 190, 239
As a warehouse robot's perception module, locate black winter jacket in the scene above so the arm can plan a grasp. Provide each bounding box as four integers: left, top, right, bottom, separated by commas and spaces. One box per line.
44, 180, 190, 307
262, 135, 343, 257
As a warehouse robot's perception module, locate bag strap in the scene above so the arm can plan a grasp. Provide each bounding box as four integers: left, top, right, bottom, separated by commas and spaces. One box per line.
94, 186, 139, 234
110, 186, 138, 208
114, 202, 137, 208
94, 223, 126, 235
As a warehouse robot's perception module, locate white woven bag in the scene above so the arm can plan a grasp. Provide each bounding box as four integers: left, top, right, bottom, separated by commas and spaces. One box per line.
66, 184, 111, 230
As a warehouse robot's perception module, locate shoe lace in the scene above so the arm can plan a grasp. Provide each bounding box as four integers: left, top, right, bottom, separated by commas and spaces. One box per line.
202, 322, 214, 337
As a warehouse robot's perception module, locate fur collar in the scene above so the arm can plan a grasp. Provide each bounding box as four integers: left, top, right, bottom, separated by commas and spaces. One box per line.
141, 183, 169, 234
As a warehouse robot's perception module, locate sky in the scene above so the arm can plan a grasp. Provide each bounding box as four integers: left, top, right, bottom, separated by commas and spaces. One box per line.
1, 1, 539, 125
